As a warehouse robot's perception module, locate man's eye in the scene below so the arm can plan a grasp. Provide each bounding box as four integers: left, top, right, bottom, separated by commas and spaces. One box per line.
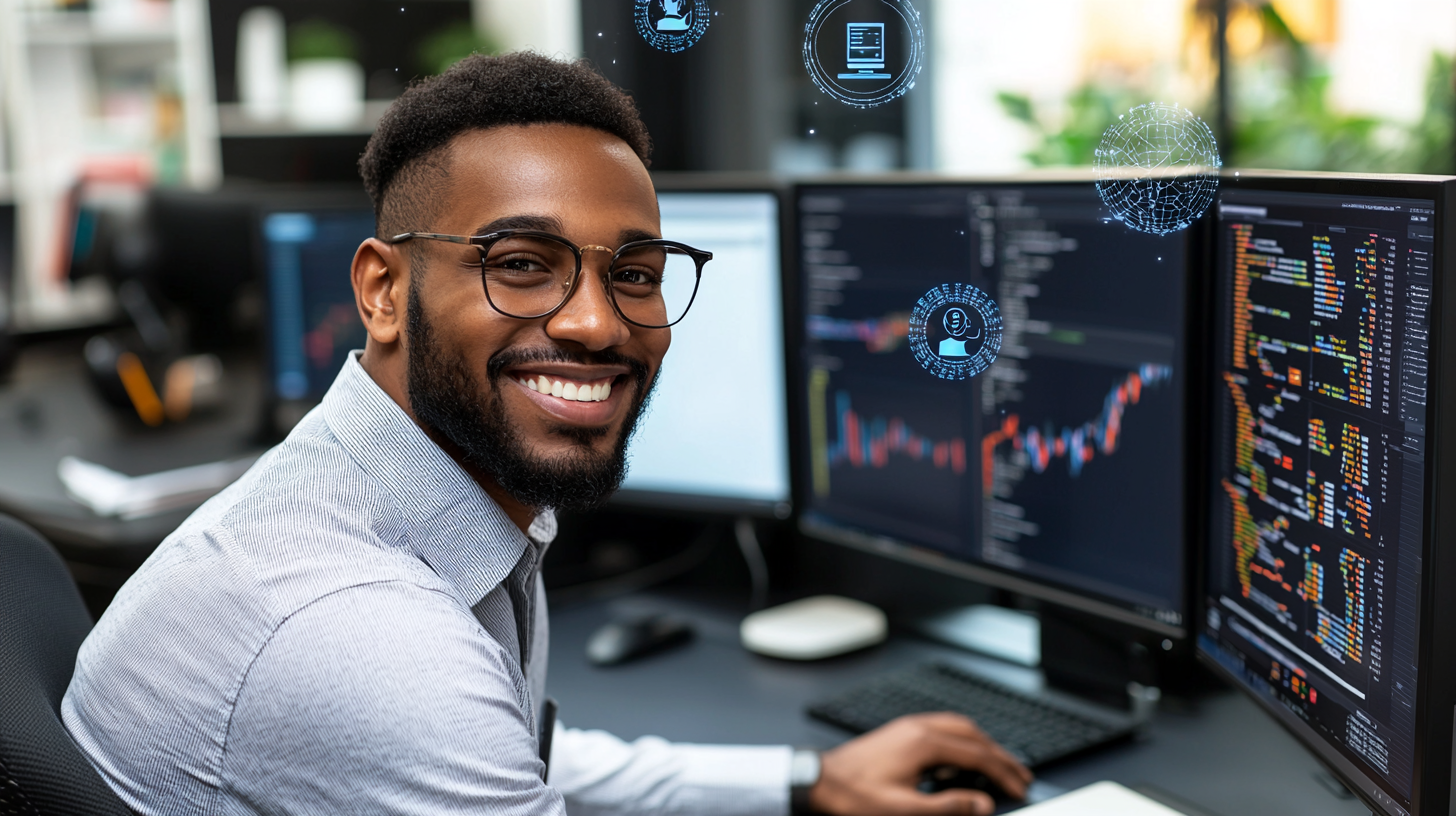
613, 267, 660, 286
491, 256, 553, 274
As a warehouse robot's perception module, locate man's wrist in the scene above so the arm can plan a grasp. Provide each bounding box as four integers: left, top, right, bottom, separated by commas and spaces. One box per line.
789, 748, 822, 815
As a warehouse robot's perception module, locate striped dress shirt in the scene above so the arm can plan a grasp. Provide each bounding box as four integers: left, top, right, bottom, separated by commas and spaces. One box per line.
62, 352, 792, 816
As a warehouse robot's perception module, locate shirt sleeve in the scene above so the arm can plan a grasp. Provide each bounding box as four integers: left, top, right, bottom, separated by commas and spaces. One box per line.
550, 722, 793, 816
222, 580, 564, 816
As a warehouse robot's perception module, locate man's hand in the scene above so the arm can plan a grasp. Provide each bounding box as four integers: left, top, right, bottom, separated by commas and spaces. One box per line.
808, 713, 1033, 816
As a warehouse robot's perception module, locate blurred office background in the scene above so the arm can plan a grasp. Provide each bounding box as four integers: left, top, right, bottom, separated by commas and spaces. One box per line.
0, 0, 1451, 331
0, 0, 1450, 610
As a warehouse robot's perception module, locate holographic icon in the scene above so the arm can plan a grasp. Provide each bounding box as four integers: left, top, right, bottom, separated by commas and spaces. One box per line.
937, 307, 978, 357
803, 0, 924, 109
657, 0, 690, 29
635, 0, 710, 52
1094, 103, 1222, 236
839, 23, 890, 80
909, 283, 1002, 380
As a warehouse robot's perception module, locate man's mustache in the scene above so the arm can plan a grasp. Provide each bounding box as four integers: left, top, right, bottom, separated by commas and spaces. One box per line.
485, 346, 651, 388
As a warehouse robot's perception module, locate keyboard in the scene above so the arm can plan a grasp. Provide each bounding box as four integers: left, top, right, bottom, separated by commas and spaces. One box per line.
806, 661, 1135, 767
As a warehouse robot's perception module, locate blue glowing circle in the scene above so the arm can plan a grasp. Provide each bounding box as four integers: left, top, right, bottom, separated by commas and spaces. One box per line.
634, 0, 710, 53
802, 0, 924, 109
1094, 103, 1221, 236
908, 283, 1002, 380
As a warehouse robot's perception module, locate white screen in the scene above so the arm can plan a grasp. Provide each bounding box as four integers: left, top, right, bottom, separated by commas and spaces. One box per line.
620, 191, 790, 508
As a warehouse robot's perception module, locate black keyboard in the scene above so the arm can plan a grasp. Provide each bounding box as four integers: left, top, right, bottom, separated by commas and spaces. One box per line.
806, 662, 1134, 768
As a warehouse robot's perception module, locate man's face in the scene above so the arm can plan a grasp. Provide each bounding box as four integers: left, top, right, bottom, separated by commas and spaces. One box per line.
402, 124, 669, 509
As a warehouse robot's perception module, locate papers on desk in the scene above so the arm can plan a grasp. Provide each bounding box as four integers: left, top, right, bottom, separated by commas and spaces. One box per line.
1013, 781, 1189, 815
59, 455, 259, 520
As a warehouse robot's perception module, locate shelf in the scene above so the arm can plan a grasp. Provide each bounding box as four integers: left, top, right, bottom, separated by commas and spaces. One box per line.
23, 14, 175, 48
216, 99, 393, 139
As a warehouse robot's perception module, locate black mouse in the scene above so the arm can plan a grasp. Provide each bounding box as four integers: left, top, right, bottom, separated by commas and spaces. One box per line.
586, 613, 695, 666
920, 766, 1016, 807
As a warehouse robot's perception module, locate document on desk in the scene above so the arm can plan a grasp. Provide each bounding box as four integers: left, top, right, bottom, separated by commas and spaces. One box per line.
1013, 781, 1189, 815
59, 455, 259, 519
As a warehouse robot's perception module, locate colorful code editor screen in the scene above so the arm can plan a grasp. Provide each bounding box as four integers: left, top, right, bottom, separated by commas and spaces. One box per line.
1201, 188, 1433, 815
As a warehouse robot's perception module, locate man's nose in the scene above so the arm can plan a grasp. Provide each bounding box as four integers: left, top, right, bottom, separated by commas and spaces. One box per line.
545, 261, 632, 351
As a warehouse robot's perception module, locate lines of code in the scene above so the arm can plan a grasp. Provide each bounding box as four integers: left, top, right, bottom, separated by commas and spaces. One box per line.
1204, 190, 1433, 808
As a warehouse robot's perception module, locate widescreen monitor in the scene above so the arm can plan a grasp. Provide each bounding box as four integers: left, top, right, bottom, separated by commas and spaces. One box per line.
615, 187, 792, 516
1198, 172, 1456, 816
793, 180, 1193, 636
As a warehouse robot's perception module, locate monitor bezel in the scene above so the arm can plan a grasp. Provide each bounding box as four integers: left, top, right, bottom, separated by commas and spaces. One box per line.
1193, 170, 1456, 816
786, 173, 1206, 639
608, 174, 796, 519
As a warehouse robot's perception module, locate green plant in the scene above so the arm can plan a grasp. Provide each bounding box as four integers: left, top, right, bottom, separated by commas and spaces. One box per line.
288, 19, 359, 63
997, 86, 1159, 167
995, 3, 1454, 174
418, 21, 500, 77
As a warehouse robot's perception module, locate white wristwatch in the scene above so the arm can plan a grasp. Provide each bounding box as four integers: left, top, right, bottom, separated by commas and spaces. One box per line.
789, 748, 822, 815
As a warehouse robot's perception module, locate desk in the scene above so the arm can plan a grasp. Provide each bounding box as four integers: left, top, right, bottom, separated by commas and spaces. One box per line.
546, 591, 1372, 816
0, 341, 264, 605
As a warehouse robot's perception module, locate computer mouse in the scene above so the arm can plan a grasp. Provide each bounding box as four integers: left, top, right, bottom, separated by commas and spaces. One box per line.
920, 766, 1017, 807
586, 613, 695, 666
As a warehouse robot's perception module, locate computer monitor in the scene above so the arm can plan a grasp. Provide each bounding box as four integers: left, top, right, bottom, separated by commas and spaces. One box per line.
615, 185, 792, 517
793, 179, 1193, 637
1198, 172, 1456, 816
257, 194, 374, 427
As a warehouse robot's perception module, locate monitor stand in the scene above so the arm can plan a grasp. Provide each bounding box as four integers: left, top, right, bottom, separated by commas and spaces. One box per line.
915, 604, 1041, 667
916, 603, 1167, 720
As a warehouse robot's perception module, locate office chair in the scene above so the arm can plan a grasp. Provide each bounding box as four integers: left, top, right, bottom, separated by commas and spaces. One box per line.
0, 514, 136, 815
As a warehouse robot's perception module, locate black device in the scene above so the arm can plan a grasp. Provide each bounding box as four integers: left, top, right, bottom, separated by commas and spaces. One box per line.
791, 179, 1196, 636
255, 191, 374, 433
808, 661, 1135, 768
1196, 172, 1456, 816
585, 613, 695, 666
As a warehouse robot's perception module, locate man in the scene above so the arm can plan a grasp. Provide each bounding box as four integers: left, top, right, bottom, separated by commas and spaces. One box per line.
63, 53, 1031, 816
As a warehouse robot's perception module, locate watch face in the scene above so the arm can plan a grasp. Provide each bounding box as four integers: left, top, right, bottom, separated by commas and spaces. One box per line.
790, 748, 822, 787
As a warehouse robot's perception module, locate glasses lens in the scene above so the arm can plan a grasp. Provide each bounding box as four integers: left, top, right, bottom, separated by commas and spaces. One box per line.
610, 244, 700, 328
481, 234, 578, 318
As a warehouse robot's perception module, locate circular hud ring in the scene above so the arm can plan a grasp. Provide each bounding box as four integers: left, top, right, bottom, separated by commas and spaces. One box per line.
802, 0, 924, 109
1094, 103, 1222, 236
908, 283, 1002, 381
635, 0, 710, 53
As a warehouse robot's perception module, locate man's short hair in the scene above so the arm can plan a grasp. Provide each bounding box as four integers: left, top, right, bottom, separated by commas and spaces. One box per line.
359, 52, 653, 238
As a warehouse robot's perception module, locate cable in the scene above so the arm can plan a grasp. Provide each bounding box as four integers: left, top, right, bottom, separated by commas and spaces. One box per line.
735, 515, 769, 611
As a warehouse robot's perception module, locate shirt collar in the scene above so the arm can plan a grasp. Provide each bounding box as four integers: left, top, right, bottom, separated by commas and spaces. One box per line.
320, 352, 554, 604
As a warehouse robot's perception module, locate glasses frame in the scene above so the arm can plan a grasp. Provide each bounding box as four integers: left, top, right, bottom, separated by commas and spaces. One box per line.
387, 229, 713, 329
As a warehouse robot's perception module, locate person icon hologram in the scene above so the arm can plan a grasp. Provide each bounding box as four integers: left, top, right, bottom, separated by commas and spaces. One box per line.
656, 0, 690, 30
938, 307, 980, 357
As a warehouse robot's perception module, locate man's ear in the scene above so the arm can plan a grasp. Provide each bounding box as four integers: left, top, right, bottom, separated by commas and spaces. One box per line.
353, 238, 407, 346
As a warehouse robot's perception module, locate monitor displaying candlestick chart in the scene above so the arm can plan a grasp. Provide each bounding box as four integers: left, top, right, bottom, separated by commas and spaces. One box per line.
794, 182, 1190, 634
1199, 183, 1437, 816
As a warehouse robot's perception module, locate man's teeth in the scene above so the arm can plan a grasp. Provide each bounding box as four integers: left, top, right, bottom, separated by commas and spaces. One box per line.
520, 376, 612, 402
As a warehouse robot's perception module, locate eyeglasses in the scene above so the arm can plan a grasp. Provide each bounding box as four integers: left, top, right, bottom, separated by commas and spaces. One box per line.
387, 229, 713, 329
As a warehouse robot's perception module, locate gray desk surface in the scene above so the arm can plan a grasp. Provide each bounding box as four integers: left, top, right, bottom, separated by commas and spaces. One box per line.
0, 343, 263, 569
546, 591, 1372, 816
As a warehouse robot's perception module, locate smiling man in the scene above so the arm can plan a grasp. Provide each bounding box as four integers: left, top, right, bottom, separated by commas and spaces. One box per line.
61, 53, 1030, 816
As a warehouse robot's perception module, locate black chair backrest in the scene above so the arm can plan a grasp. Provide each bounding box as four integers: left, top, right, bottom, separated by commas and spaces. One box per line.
0, 514, 136, 815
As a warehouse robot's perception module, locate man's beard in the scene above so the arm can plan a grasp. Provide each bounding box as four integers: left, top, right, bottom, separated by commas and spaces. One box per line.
405, 285, 655, 511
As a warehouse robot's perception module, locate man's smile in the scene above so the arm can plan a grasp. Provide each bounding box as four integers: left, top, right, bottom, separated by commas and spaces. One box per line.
505, 362, 634, 425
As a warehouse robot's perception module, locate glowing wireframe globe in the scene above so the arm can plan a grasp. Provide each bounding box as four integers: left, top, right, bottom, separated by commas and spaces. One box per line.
1094, 103, 1221, 236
